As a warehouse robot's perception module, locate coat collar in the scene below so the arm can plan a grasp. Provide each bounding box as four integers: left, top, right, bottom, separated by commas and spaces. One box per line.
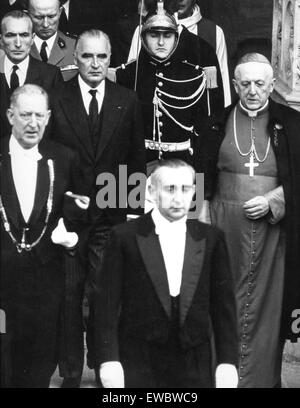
136, 212, 206, 325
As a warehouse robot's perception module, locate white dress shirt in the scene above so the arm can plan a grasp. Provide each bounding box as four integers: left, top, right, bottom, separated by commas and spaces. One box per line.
127, 4, 231, 107
34, 33, 57, 59
9, 136, 42, 223
78, 75, 105, 115
151, 207, 187, 297
4, 55, 29, 88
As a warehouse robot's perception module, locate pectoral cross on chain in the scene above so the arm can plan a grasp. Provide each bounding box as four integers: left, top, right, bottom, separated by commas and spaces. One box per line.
245, 153, 259, 177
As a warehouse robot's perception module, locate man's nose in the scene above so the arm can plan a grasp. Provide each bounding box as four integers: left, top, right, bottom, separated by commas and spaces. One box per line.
173, 189, 183, 202
249, 82, 257, 95
158, 34, 165, 46
92, 56, 100, 67
42, 17, 49, 27
28, 113, 38, 127
15, 34, 21, 47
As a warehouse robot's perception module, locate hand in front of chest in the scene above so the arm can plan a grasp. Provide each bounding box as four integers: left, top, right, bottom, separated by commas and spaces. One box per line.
51, 218, 78, 248
243, 196, 270, 220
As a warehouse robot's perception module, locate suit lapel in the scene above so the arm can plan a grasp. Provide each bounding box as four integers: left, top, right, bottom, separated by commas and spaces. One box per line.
1, 154, 23, 229
30, 43, 42, 61
95, 80, 124, 162
27, 158, 50, 227
60, 77, 94, 160
136, 214, 171, 319
25, 57, 41, 84
48, 38, 66, 66
180, 229, 206, 326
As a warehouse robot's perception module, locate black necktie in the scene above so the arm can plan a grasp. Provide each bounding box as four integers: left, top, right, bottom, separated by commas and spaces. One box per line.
89, 89, 99, 147
10, 65, 19, 92
59, 6, 68, 33
40, 41, 48, 62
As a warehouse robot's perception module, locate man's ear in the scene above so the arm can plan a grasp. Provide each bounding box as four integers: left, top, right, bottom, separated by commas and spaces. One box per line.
6, 108, 14, 126
45, 109, 51, 126
232, 78, 239, 95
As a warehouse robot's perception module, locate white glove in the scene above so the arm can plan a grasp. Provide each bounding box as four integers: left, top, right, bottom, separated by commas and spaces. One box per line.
100, 361, 124, 388
65, 191, 90, 210
215, 363, 238, 388
51, 218, 78, 248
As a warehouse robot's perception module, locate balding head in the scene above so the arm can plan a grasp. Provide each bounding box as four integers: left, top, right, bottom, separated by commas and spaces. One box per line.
28, 0, 61, 40
74, 30, 111, 88
233, 53, 275, 111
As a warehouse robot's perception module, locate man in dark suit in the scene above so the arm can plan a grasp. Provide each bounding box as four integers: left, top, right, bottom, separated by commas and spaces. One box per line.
0, 10, 63, 137
27, 0, 77, 81
95, 159, 238, 388
50, 29, 146, 387
0, 84, 86, 387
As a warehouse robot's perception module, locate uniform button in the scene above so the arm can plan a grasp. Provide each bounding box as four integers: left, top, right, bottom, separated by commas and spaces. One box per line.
252, 241, 255, 244
246, 304, 249, 307
240, 366, 244, 369
245, 314, 249, 317
244, 324, 248, 327
253, 229, 256, 233
158, 132, 162, 137
159, 122, 163, 127
252, 251, 255, 255
158, 72, 163, 77
239, 376, 243, 380
241, 355, 245, 359
158, 81, 163, 87
158, 92, 162, 97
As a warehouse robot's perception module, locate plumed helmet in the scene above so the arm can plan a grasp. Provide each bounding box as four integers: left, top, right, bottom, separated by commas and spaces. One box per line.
142, 0, 178, 34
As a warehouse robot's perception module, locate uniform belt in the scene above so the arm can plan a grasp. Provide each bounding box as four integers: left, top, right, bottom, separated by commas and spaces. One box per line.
145, 139, 191, 152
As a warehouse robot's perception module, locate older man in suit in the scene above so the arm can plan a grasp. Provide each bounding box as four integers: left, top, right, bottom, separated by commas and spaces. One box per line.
95, 159, 238, 388
0, 10, 63, 137
0, 84, 87, 387
27, 0, 77, 81
50, 29, 146, 387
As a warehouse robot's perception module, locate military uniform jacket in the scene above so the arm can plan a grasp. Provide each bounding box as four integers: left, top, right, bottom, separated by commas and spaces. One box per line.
117, 27, 224, 170
30, 31, 77, 81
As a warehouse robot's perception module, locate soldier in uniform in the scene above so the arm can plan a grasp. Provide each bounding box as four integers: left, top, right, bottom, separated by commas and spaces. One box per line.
116, 0, 224, 173
27, 0, 78, 81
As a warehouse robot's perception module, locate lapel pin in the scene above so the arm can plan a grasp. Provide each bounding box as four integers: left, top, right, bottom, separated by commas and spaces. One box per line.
58, 37, 66, 49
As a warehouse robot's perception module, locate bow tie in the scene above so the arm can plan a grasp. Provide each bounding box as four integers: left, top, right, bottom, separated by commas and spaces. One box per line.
155, 220, 187, 236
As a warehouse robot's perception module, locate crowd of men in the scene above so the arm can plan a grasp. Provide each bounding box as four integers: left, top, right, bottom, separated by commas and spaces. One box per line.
0, 0, 300, 389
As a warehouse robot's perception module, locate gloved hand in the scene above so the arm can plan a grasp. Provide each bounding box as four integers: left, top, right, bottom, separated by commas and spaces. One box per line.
100, 361, 125, 388
215, 363, 238, 388
51, 218, 78, 248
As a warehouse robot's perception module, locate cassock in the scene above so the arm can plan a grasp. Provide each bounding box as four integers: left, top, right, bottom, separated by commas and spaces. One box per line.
209, 100, 298, 388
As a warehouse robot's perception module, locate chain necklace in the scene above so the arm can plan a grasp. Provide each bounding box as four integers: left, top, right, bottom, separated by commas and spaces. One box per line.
233, 106, 271, 163
0, 159, 55, 253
